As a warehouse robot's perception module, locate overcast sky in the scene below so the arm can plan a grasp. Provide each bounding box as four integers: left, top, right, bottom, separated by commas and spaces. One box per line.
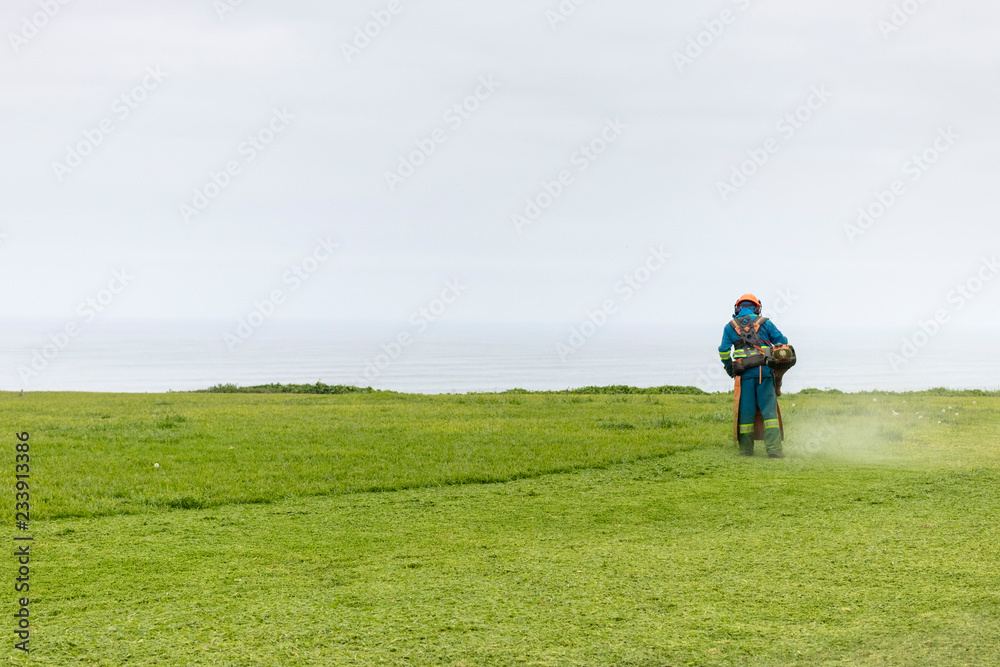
3, 0, 998, 334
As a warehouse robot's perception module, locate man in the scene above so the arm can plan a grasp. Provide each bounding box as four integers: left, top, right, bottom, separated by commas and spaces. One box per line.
718, 294, 789, 458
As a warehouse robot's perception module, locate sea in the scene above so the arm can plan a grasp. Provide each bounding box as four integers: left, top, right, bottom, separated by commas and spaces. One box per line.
1, 319, 994, 394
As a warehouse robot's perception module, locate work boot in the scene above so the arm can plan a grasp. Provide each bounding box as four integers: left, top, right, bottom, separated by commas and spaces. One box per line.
738, 434, 754, 457
763, 428, 783, 459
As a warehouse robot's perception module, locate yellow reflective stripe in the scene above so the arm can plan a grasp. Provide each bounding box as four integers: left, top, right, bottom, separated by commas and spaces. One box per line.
719, 350, 731, 359
734, 347, 770, 358
739, 424, 754, 434
763, 419, 780, 429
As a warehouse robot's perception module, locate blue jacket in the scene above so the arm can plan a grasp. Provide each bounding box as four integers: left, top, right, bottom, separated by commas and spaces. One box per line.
719, 307, 788, 379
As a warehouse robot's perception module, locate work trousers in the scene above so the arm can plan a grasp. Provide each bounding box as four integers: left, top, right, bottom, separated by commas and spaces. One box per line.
738, 374, 782, 456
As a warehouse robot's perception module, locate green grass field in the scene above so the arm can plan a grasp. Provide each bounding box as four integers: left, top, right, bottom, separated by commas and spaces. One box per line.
4, 389, 999, 665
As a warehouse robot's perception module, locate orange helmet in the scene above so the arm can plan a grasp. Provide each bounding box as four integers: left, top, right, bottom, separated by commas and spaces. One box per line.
734, 293, 761, 315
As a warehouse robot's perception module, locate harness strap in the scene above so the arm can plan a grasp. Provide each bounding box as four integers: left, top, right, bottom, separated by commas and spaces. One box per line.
731, 315, 771, 352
